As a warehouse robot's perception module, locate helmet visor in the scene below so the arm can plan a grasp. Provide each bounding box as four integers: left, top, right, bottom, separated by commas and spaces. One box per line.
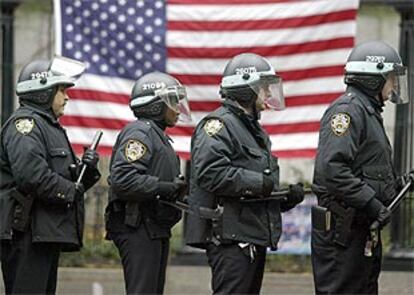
50, 56, 86, 80
387, 65, 409, 104
251, 74, 285, 110
155, 86, 193, 122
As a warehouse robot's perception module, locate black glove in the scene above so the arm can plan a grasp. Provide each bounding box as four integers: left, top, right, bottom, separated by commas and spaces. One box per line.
262, 173, 275, 198
365, 198, 391, 229
402, 170, 414, 192
281, 183, 304, 211
81, 147, 99, 169
157, 176, 188, 202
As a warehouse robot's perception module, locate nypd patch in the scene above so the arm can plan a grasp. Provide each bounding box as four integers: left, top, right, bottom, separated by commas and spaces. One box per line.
203, 119, 224, 136
15, 118, 34, 135
125, 140, 147, 162
331, 113, 351, 136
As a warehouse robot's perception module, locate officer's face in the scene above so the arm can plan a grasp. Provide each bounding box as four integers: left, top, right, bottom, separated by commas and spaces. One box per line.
256, 87, 268, 112
164, 106, 179, 127
381, 74, 397, 102
52, 86, 69, 118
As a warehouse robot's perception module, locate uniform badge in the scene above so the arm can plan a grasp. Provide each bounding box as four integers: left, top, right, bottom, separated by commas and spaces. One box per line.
124, 139, 147, 162
203, 119, 223, 136
15, 118, 34, 135
331, 113, 351, 136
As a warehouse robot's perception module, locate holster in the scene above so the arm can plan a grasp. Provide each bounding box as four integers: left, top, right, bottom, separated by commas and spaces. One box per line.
11, 188, 34, 232
329, 201, 356, 247
124, 201, 141, 228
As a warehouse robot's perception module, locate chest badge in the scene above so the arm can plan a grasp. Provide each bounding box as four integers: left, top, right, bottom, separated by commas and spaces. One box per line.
125, 139, 147, 162
203, 119, 224, 136
15, 118, 34, 135
331, 113, 351, 136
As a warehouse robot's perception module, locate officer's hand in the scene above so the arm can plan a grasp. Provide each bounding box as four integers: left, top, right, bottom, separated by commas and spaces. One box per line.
262, 172, 275, 198
365, 198, 391, 229
81, 147, 99, 169
286, 183, 305, 206
173, 175, 188, 201
403, 170, 414, 192
157, 176, 188, 202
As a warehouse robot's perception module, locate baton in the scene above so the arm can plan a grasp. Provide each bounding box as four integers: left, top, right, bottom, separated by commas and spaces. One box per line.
159, 199, 222, 220
76, 130, 103, 185
240, 188, 313, 203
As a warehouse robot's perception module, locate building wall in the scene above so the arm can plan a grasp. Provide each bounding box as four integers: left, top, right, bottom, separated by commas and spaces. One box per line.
7, 1, 402, 184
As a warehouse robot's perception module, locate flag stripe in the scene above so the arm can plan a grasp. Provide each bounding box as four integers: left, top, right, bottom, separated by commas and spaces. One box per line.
168, 10, 356, 31
167, 21, 356, 48
168, 37, 354, 58
60, 115, 321, 135
167, 0, 359, 21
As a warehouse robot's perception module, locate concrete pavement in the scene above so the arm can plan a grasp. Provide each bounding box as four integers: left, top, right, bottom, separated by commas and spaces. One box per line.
1, 266, 413, 294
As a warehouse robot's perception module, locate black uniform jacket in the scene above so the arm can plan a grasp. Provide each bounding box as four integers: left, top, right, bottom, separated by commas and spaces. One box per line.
0, 105, 100, 251
106, 119, 181, 239
313, 86, 397, 222
185, 100, 281, 249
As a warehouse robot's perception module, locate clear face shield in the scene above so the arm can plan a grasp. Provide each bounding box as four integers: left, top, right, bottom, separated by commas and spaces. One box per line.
250, 74, 285, 110
155, 85, 193, 122
50, 56, 86, 80
387, 64, 409, 104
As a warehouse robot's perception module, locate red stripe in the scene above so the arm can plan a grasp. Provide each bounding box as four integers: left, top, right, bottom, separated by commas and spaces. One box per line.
167, 37, 354, 58
168, 0, 298, 4
66, 89, 339, 110
61, 115, 321, 135
273, 149, 316, 158
176, 149, 316, 160
172, 65, 344, 85
168, 10, 356, 31
67, 89, 130, 104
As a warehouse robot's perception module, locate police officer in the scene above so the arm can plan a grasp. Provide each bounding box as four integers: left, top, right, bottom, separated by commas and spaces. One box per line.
105, 72, 191, 294
185, 53, 305, 294
311, 41, 410, 294
0, 56, 101, 294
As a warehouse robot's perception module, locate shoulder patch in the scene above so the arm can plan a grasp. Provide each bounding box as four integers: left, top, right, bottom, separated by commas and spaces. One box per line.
124, 139, 147, 162
203, 119, 224, 136
331, 113, 351, 136
15, 118, 34, 135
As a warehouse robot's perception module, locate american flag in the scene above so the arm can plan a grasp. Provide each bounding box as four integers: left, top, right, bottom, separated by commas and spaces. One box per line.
54, 0, 359, 158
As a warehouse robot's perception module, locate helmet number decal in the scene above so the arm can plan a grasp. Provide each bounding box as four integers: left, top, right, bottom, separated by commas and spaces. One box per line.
330, 113, 351, 136
142, 82, 166, 91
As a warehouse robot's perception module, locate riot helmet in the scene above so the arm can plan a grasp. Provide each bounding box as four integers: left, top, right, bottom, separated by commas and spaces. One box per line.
130, 72, 192, 122
345, 41, 408, 104
16, 56, 85, 106
220, 53, 285, 110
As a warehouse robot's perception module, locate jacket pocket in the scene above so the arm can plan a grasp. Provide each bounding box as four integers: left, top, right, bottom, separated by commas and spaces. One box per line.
362, 165, 390, 204
48, 148, 72, 178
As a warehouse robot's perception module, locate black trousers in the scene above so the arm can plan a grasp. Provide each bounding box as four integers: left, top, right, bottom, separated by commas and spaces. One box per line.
110, 225, 170, 295
311, 226, 382, 295
206, 243, 267, 295
0, 231, 61, 295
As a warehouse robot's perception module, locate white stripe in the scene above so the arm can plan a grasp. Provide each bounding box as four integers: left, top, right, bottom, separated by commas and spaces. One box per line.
53, 0, 62, 54
169, 132, 319, 153
74, 73, 133, 95
64, 99, 329, 126
167, 21, 356, 48
167, 48, 352, 74
65, 126, 120, 147
186, 76, 345, 101
65, 100, 135, 121
167, 0, 359, 21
